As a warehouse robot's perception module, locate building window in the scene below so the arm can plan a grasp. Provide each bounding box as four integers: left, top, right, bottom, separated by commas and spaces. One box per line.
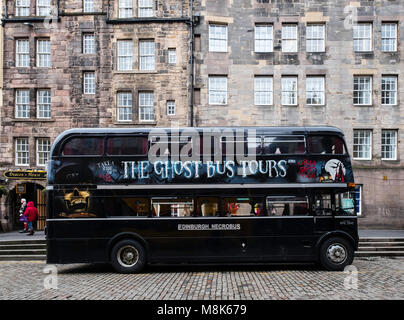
83, 0, 94, 13
306, 24, 325, 52
16, 39, 30, 67
255, 25, 273, 53
37, 138, 51, 166
381, 23, 397, 52
353, 23, 372, 52
209, 24, 228, 52
119, 0, 133, 18
381, 130, 397, 160
167, 101, 175, 116
117, 92, 133, 122
37, 89, 51, 119
306, 76, 325, 105
138, 0, 153, 17
139, 92, 154, 121
15, 138, 29, 166
83, 72, 96, 94
282, 24, 298, 53
117, 40, 133, 71
36, 0, 51, 16
139, 40, 155, 71
83, 33, 95, 54
381, 76, 397, 105
168, 48, 176, 64
16, 0, 30, 17
282, 76, 298, 105
209, 76, 227, 105
16, 90, 30, 119
36, 39, 51, 67
353, 129, 372, 160
254, 76, 273, 105
355, 185, 362, 216
353, 76, 372, 105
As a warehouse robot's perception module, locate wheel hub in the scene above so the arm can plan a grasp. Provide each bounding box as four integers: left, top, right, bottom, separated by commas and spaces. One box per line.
326, 244, 347, 264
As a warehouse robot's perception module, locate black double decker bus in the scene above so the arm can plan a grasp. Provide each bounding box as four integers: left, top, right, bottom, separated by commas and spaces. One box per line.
46, 126, 358, 273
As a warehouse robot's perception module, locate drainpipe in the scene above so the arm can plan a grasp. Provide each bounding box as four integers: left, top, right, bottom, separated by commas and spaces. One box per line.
189, 0, 194, 127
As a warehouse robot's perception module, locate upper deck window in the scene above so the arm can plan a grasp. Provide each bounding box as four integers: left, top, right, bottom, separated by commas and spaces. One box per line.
106, 136, 148, 156
307, 135, 346, 154
62, 137, 103, 156
221, 137, 262, 156
263, 136, 305, 154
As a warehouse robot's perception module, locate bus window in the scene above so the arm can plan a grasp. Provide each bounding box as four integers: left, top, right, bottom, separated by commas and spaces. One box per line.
313, 193, 333, 216
106, 137, 148, 155
263, 136, 305, 154
336, 191, 356, 215
152, 197, 194, 217
197, 197, 219, 217
266, 196, 309, 216
221, 137, 262, 156
307, 135, 346, 154
62, 137, 103, 156
223, 198, 253, 216
150, 136, 192, 157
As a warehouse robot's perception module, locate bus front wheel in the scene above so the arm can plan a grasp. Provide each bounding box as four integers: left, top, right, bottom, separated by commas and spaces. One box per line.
110, 239, 146, 273
319, 237, 354, 271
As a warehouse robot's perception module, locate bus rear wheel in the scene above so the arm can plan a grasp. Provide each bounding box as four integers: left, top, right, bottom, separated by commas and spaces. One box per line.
319, 237, 354, 271
111, 239, 146, 273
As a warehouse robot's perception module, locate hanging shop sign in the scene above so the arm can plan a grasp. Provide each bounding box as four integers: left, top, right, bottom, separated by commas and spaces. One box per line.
3, 170, 47, 180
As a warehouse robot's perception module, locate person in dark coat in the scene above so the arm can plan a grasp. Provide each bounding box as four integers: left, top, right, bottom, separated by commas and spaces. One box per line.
24, 201, 39, 236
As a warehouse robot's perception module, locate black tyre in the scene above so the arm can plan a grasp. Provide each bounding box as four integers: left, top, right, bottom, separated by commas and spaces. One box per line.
110, 239, 146, 274
319, 237, 354, 271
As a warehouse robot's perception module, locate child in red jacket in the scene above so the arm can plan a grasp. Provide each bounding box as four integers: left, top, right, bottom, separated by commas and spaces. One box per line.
24, 201, 39, 236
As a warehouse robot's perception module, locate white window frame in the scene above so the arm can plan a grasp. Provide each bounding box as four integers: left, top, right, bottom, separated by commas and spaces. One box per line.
353, 23, 372, 52
117, 40, 133, 71
83, 33, 95, 54
381, 23, 398, 52
15, 89, 30, 119
36, 0, 51, 16
209, 24, 228, 52
168, 48, 177, 64
117, 92, 133, 122
306, 76, 325, 105
381, 130, 398, 161
37, 89, 51, 119
119, 0, 133, 18
353, 76, 372, 105
16, 0, 30, 17
381, 76, 397, 106
139, 92, 155, 122
282, 24, 298, 53
255, 25, 273, 53
36, 138, 51, 167
83, 0, 95, 13
281, 76, 298, 105
353, 129, 372, 160
15, 138, 29, 166
209, 76, 228, 105
306, 24, 325, 52
83, 72, 96, 94
16, 39, 30, 67
36, 39, 51, 68
138, 0, 154, 18
355, 185, 362, 216
139, 40, 155, 71
254, 76, 273, 105
167, 100, 175, 116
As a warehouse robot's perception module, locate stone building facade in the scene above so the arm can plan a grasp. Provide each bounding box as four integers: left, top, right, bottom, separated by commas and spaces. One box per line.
192, 0, 404, 228
0, 0, 192, 231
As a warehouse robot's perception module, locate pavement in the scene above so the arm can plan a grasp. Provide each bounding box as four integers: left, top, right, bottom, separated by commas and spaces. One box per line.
1, 229, 404, 242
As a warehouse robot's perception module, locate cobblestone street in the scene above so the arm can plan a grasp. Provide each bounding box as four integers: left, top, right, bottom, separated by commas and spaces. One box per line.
0, 257, 403, 300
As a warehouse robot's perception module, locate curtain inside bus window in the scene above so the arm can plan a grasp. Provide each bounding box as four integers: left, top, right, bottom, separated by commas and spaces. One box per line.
263, 136, 305, 154
307, 135, 346, 154
152, 197, 194, 217
197, 197, 219, 217
62, 137, 103, 156
106, 137, 148, 155
313, 193, 333, 215
266, 196, 309, 216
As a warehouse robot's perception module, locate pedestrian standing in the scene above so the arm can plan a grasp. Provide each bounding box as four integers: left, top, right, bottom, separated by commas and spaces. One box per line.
18, 198, 28, 233
24, 201, 39, 236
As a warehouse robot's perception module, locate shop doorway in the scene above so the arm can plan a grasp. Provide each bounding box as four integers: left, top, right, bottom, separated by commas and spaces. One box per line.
6, 183, 46, 231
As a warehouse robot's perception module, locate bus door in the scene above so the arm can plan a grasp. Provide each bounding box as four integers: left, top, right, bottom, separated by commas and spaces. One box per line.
313, 191, 335, 233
